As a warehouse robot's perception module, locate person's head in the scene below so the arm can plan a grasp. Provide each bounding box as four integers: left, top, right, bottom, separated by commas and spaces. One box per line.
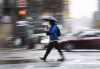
48, 20, 56, 25
43, 19, 56, 25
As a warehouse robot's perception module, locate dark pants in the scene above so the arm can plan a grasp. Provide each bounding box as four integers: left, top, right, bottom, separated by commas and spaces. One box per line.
43, 41, 64, 60
20, 35, 26, 47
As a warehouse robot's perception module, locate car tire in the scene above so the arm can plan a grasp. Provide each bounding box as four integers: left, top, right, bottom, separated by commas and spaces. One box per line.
63, 43, 75, 52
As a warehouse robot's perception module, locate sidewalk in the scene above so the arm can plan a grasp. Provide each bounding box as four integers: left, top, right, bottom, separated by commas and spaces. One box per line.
0, 43, 45, 51
0, 48, 46, 64
0, 48, 64, 64
0, 43, 63, 64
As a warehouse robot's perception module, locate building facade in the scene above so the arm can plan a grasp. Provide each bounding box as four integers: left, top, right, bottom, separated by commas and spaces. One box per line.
93, 0, 100, 29
0, 0, 16, 45
27, 0, 69, 23
0, 0, 69, 45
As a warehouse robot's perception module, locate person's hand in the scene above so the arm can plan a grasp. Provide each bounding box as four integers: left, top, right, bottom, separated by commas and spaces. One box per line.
46, 31, 50, 35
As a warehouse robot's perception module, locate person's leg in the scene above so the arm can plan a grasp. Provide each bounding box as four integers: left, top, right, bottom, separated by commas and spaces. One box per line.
54, 41, 65, 60
40, 42, 53, 61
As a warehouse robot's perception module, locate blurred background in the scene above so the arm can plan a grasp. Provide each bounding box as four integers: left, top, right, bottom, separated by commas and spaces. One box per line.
0, 0, 100, 49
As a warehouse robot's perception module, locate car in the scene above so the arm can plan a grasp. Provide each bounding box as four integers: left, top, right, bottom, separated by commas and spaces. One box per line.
40, 30, 100, 51
40, 29, 99, 44
59, 30, 100, 51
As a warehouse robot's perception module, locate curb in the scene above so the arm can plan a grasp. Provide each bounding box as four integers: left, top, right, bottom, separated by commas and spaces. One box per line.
0, 47, 46, 52
0, 58, 64, 64
0, 59, 37, 64
0, 48, 14, 51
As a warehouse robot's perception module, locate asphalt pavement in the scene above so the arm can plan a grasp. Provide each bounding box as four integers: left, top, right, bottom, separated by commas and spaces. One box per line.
0, 48, 100, 69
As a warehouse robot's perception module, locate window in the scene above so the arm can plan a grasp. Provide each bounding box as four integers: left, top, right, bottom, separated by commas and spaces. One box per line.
82, 34, 97, 37
95, 33, 100, 37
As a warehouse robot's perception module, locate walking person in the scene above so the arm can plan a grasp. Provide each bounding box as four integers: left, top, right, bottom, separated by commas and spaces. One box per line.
39, 16, 65, 61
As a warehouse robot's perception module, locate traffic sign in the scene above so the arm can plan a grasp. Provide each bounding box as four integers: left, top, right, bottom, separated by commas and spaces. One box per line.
16, 0, 28, 7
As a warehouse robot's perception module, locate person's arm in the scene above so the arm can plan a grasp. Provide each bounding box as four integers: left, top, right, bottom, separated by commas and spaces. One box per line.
46, 31, 50, 35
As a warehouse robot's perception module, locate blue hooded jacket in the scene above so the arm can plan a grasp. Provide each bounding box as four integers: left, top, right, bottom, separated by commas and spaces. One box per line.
49, 25, 58, 40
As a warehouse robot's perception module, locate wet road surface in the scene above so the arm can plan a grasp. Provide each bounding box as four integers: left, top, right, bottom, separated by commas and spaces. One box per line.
0, 49, 100, 69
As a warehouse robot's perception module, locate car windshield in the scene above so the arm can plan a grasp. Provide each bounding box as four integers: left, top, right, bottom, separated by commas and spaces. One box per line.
64, 30, 100, 38
72, 31, 84, 37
